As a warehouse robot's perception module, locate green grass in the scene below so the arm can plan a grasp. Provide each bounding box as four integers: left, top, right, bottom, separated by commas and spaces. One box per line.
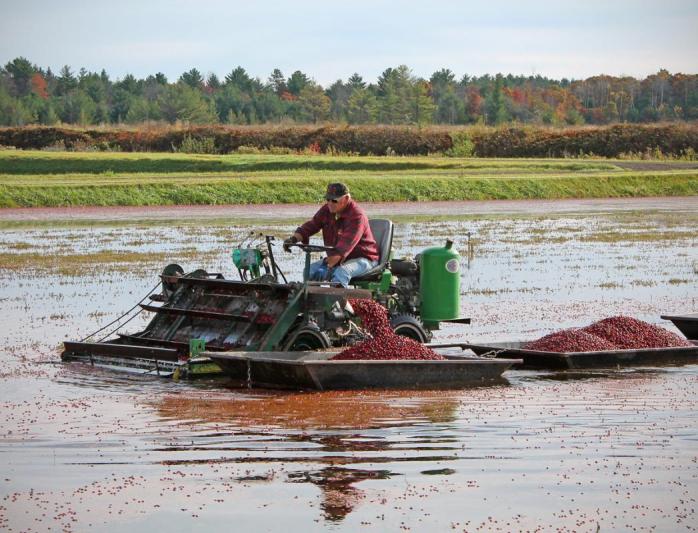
0, 150, 696, 207
0, 150, 621, 174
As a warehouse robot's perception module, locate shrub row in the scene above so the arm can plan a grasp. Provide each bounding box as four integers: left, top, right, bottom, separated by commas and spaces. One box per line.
0, 124, 696, 157
0, 125, 453, 156
470, 124, 698, 158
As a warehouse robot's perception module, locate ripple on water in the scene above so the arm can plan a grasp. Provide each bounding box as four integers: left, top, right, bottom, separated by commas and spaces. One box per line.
1, 211, 697, 531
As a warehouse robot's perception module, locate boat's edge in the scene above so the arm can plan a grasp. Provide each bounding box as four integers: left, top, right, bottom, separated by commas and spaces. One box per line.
205, 350, 521, 390
466, 341, 698, 369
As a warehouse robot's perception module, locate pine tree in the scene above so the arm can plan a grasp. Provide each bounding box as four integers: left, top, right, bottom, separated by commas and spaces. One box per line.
179, 68, 204, 89
4, 57, 35, 97
55, 66, 77, 96
268, 69, 287, 95
287, 71, 309, 96
347, 73, 366, 90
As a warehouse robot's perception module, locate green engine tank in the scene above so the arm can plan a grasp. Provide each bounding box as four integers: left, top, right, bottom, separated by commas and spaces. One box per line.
419, 240, 460, 322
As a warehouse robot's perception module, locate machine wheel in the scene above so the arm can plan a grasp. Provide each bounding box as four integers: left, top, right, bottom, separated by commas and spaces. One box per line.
390, 314, 431, 343
283, 325, 331, 351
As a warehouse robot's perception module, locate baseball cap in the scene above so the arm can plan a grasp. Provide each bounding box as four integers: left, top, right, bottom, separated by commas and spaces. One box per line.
325, 182, 349, 200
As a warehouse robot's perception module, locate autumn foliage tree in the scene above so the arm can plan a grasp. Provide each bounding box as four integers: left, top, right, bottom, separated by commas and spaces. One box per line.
30, 73, 48, 99
0, 57, 696, 126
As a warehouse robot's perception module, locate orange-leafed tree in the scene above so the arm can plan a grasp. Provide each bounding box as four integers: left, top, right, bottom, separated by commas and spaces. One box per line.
465, 87, 483, 122
31, 73, 49, 99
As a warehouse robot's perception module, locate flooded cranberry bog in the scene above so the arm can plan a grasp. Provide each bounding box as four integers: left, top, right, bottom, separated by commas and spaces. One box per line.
1, 198, 697, 531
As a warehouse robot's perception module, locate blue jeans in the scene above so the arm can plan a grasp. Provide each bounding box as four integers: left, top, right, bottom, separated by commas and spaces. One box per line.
308, 257, 378, 288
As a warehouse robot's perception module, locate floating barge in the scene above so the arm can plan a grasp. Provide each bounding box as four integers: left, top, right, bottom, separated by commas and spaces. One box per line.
206, 349, 521, 390
661, 313, 698, 340
464, 340, 698, 370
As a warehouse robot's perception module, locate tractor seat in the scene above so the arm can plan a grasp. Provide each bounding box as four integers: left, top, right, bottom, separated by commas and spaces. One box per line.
350, 219, 394, 283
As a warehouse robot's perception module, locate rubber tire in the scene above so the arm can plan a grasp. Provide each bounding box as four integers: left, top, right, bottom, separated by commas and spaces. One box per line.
283, 326, 331, 351
390, 313, 431, 343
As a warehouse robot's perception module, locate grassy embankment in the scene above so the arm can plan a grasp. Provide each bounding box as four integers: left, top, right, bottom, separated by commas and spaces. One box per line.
0, 151, 697, 207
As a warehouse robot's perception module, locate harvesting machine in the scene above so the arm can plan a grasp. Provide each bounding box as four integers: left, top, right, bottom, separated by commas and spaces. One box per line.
62, 219, 472, 379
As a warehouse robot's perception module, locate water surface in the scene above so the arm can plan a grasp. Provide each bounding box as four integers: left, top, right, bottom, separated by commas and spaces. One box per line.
1, 202, 696, 531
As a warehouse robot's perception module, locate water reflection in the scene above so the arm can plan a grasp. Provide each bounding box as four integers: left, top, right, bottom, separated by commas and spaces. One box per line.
147, 390, 463, 521
522, 367, 670, 382
288, 466, 394, 522
151, 389, 462, 430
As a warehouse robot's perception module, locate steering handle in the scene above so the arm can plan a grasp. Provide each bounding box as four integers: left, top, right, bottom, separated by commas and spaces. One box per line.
289, 243, 337, 253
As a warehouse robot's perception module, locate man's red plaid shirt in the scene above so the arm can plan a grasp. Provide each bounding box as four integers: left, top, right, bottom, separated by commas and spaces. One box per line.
295, 199, 379, 263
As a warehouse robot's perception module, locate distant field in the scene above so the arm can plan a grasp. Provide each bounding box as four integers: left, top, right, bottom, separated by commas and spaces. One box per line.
0, 151, 696, 207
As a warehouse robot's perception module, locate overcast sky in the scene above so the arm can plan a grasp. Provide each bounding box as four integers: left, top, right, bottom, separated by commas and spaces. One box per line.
2, 0, 697, 85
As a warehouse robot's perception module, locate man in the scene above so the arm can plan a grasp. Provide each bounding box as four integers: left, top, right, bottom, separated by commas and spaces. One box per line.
284, 183, 379, 288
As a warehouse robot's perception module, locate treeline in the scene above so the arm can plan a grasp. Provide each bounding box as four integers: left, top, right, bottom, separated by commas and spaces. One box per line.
1, 57, 697, 127
2, 124, 696, 158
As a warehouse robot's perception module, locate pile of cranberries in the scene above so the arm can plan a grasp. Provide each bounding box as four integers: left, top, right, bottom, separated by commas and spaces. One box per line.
331, 299, 444, 361
523, 329, 617, 353
524, 316, 691, 353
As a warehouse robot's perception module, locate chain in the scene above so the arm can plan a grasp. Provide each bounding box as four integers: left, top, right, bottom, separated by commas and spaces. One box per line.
479, 349, 505, 359
246, 358, 252, 389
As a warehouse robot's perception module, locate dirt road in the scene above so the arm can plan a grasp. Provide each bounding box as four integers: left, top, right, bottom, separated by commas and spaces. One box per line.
1, 196, 697, 223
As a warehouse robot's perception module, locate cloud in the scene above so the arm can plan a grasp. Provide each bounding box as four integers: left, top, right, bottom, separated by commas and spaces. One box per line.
1, 0, 696, 83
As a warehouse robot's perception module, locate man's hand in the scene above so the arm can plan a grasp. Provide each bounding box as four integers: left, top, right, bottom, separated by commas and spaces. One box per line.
326, 254, 342, 268
283, 236, 298, 252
